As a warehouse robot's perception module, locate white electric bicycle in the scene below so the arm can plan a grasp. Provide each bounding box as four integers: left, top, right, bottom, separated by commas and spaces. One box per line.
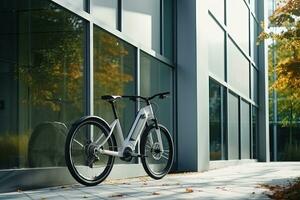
65, 92, 174, 186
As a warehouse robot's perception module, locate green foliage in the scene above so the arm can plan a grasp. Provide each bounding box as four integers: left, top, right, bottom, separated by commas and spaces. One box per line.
0, 133, 30, 169
260, 0, 300, 129
93, 29, 133, 97
283, 143, 300, 160
17, 4, 85, 112
17, 3, 133, 113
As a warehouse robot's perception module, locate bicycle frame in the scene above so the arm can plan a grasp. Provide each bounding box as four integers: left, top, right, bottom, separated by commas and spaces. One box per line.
97, 104, 163, 158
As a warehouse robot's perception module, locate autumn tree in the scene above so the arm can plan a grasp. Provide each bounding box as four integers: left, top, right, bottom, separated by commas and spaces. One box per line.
260, 0, 300, 147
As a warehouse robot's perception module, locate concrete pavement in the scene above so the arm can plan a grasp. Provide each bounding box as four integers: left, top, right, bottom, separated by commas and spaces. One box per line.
1, 162, 300, 199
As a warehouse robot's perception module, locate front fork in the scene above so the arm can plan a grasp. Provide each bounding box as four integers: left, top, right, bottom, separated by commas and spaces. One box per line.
151, 118, 164, 152
153, 118, 159, 129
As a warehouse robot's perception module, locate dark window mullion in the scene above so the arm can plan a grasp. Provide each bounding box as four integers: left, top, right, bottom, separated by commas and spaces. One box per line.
86, 0, 90, 13
85, 22, 93, 116
118, 0, 122, 31
250, 104, 253, 159
238, 96, 241, 159
160, 0, 164, 55
220, 86, 225, 160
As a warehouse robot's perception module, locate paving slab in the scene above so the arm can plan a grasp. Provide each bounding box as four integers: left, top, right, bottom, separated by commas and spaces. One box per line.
0, 162, 300, 200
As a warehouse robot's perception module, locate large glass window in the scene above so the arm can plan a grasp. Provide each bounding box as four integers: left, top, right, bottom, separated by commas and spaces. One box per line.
251, 16, 259, 65
123, 0, 161, 53
63, 0, 87, 11
250, 0, 257, 15
140, 52, 173, 135
91, 0, 118, 29
251, 66, 258, 103
252, 106, 258, 159
228, 92, 240, 160
227, 0, 250, 54
208, 0, 225, 23
241, 100, 250, 159
227, 39, 250, 97
208, 16, 225, 80
93, 26, 136, 137
209, 80, 227, 160
0, 0, 85, 169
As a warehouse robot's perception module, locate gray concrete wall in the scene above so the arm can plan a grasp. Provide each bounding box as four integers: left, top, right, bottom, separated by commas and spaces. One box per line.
257, 0, 270, 162
177, 0, 210, 172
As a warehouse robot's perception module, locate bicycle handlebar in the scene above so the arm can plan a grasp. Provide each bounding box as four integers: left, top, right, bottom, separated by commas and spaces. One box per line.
122, 92, 170, 102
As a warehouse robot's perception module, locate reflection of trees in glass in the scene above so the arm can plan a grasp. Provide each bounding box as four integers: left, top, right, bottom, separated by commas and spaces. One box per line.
93, 28, 135, 164
11, 2, 86, 168
18, 3, 84, 112
209, 81, 222, 160
94, 29, 133, 97
0, 132, 30, 169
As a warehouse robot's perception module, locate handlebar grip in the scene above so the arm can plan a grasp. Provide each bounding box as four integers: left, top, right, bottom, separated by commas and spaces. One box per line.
159, 92, 170, 99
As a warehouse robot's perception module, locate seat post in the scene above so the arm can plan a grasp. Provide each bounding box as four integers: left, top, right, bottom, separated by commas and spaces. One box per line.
110, 101, 118, 119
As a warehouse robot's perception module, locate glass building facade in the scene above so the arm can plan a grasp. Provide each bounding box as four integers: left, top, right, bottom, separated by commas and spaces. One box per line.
208, 0, 260, 161
0, 0, 269, 192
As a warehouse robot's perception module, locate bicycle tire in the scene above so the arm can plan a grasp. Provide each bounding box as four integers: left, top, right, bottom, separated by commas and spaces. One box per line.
140, 124, 174, 179
65, 117, 116, 186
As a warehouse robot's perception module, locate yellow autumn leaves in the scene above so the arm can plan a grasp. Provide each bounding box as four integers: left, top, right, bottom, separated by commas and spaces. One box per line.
18, 13, 133, 113
260, 0, 300, 127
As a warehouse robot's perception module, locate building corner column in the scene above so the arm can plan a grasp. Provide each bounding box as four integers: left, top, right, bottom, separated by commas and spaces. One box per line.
176, 0, 210, 172
257, 0, 270, 162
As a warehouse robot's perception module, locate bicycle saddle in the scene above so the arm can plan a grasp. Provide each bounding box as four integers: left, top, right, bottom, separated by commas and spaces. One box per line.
101, 95, 121, 102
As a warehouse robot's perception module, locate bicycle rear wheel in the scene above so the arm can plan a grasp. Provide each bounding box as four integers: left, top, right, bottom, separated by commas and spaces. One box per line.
65, 118, 116, 186
140, 124, 174, 179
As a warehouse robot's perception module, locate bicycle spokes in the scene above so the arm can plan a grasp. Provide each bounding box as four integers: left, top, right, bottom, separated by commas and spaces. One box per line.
67, 122, 114, 182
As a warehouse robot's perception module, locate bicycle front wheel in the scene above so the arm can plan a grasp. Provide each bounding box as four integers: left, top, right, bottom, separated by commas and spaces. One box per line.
140, 124, 174, 179
65, 118, 116, 186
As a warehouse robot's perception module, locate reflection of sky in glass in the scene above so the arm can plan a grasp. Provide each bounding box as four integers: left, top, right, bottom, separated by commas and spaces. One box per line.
227, 39, 250, 98
208, 16, 225, 80
227, 0, 249, 54
62, 0, 86, 11
208, 0, 224, 23
123, 0, 160, 52
91, 0, 118, 29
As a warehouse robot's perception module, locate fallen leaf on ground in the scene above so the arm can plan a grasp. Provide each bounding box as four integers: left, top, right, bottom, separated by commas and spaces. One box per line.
185, 188, 194, 193
109, 194, 124, 198
216, 186, 228, 191
258, 178, 300, 200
